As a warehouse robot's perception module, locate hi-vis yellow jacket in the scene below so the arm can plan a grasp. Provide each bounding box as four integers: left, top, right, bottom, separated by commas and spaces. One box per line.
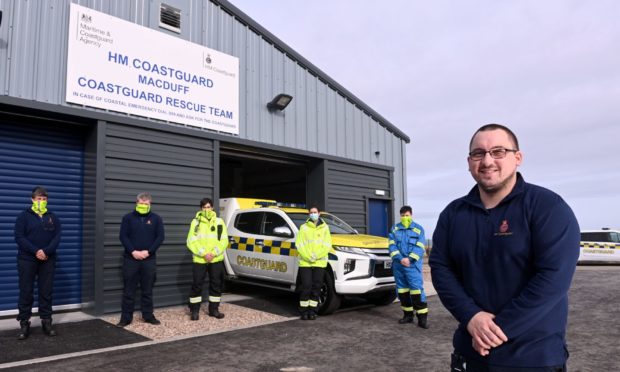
295, 219, 332, 268
186, 211, 228, 264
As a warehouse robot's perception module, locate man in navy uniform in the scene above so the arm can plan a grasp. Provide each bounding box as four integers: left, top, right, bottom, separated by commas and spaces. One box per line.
116, 192, 165, 327
430, 124, 580, 371
14, 186, 61, 340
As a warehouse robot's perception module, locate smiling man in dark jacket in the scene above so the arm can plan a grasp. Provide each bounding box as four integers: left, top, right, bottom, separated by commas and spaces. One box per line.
14, 186, 61, 340
430, 124, 580, 371
116, 192, 165, 327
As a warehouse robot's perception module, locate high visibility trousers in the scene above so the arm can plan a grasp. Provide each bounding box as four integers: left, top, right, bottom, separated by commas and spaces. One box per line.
189, 261, 224, 311
299, 267, 325, 315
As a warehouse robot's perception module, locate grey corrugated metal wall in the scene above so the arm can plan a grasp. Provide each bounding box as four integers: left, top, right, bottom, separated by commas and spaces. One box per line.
325, 160, 391, 234
102, 122, 215, 312
0, 0, 408, 214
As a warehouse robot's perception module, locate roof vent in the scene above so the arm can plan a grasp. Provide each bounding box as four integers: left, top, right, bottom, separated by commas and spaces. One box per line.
160, 3, 181, 33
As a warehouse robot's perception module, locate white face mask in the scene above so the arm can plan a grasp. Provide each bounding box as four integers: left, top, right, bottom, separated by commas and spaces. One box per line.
309, 213, 319, 221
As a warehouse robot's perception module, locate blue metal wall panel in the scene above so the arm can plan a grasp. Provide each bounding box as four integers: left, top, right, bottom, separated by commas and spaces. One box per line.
0, 121, 84, 311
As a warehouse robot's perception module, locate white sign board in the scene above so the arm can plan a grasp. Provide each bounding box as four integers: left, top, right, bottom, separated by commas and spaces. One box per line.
66, 3, 239, 134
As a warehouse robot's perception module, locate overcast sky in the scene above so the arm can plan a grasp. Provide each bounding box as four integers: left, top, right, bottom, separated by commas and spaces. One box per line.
230, 0, 620, 235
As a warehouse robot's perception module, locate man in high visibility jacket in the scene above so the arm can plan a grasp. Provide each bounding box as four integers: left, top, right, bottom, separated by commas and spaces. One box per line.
295, 206, 332, 320
186, 198, 228, 321
389, 205, 428, 329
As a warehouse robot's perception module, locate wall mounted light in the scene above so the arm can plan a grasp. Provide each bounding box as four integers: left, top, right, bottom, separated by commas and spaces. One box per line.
267, 94, 293, 111
374, 151, 381, 156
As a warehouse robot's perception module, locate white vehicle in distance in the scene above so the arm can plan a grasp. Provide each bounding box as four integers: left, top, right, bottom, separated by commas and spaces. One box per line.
579, 228, 620, 264
219, 198, 397, 314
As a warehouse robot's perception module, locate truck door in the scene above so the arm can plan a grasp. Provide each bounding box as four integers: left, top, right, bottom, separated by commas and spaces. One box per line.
227, 211, 297, 283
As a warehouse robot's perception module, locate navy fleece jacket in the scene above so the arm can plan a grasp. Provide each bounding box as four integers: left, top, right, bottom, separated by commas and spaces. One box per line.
15, 209, 62, 261
429, 173, 580, 367
119, 210, 165, 258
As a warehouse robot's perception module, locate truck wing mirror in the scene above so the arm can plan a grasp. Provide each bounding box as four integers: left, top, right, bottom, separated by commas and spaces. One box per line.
273, 226, 292, 238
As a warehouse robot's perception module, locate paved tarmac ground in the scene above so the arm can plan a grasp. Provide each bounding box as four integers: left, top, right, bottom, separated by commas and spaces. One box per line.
2, 266, 619, 371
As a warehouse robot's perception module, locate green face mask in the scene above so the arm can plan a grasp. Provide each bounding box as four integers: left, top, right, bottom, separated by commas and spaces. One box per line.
32, 200, 48, 215
400, 216, 412, 228
136, 203, 150, 214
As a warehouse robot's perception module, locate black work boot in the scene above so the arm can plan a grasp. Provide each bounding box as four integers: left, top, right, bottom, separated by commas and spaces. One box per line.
41, 319, 58, 337
208, 304, 225, 319
190, 304, 200, 321
191, 309, 200, 321
398, 311, 414, 324
17, 320, 31, 340
308, 311, 317, 320
417, 313, 429, 329
300, 311, 309, 320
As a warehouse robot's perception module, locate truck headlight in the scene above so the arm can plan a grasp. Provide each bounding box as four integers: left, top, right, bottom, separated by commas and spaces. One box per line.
344, 258, 356, 274
333, 246, 367, 255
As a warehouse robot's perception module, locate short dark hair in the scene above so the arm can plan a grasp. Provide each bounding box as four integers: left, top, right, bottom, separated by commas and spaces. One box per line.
400, 205, 412, 215
308, 205, 321, 213
469, 123, 519, 151
31, 186, 48, 198
200, 198, 213, 208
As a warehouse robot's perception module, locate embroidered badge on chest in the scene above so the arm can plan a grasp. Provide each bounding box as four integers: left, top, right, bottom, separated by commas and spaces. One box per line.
495, 219, 513, 236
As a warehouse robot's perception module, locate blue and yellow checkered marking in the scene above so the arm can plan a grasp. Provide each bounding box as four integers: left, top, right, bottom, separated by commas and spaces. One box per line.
229, 236, 338, 260
580, 242, 618, 249
229, 236, 298, 256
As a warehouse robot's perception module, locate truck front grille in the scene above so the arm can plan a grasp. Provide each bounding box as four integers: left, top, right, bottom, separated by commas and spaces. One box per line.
373, 262, 393, 278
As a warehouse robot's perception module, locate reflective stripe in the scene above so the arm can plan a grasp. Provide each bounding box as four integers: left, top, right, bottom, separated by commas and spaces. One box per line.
208, 296, 221, 303
413, 227, 421, 234
189, 296, 202, 303
308, 300, 318, 307
416, 308, 428, 314
410, 289, 421, 295
299, 300, 309, 307
398, 288, 410, 293
401, 306, 414, 312
409, 253, 420, 261
416, 241, 425, 249
390, 251, 399, 257
188, 233, 219, 242
389, 240, 395, 245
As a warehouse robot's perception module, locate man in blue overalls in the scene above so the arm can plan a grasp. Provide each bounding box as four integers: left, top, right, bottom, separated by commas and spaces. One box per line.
388, 205, 428, 329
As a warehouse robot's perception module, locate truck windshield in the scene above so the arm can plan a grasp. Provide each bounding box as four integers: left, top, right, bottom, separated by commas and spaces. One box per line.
287, 213, 358, 234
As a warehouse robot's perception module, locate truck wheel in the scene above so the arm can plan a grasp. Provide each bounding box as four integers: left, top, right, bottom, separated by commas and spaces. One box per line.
366, 291, 397, 306
318, 271, 341, 315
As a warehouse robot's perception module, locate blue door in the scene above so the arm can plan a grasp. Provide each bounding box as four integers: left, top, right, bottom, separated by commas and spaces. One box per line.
369, 199, 389, 237
0, 121, 84, 312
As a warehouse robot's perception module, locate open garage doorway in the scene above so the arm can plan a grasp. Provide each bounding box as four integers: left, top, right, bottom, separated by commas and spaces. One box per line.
219, 145, 309, 204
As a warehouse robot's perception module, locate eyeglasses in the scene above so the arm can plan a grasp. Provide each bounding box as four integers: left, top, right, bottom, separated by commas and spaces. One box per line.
468, 147, 518, 161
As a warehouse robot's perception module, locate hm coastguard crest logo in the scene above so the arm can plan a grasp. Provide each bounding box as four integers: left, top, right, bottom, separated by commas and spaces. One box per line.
495, 220, 513, 236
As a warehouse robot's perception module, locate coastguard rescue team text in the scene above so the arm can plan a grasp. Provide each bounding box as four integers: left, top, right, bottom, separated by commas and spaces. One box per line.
75, 51, 233, 119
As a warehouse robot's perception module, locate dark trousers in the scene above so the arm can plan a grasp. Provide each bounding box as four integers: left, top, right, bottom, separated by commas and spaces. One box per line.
121, 256, 156, 321
299, 267, 325, 314
17, 256, 56, 321
189, 261, 224, 311
451, 353, 566, 372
